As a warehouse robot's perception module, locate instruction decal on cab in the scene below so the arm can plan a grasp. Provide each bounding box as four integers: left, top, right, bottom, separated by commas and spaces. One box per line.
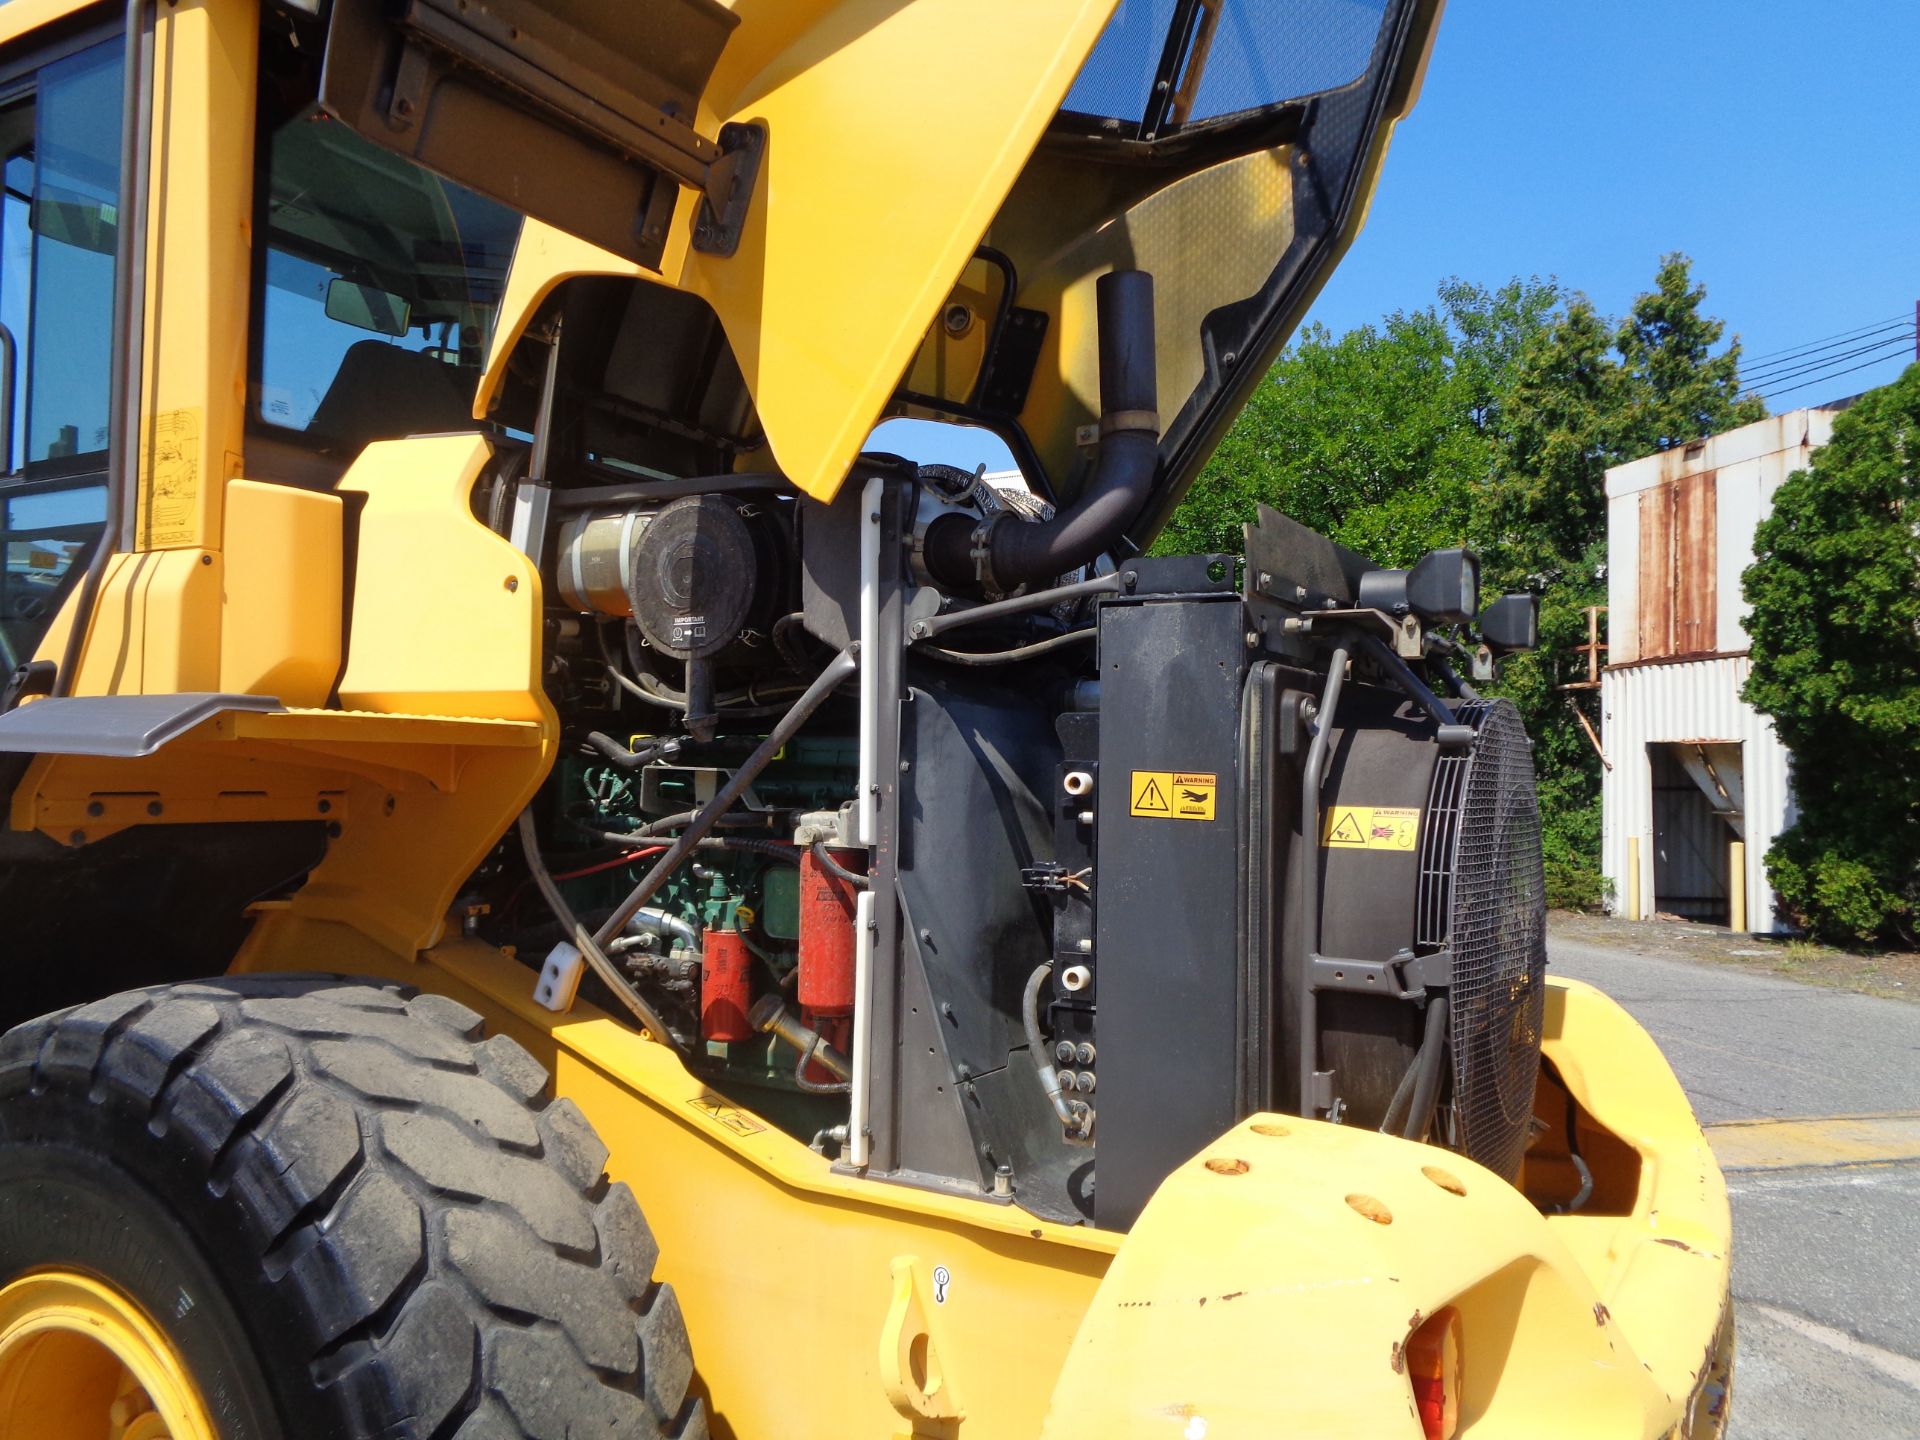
1130, 771, 1217, 821
1322, 805, 1420, 851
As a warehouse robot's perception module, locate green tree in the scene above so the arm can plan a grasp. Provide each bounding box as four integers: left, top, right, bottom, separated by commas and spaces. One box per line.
1742, 364, 1920, 945
1478, 259, 1762, 907
1158, 255, 1761, 910
1615, 254, 1766, 456
1470, 299, 1623, 908
1154, 278, 1559, 565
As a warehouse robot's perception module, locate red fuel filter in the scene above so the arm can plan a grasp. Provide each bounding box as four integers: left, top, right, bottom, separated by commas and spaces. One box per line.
798, 846, 864, 1083
700, 928, 754, 1043
797, 846, 863, 1016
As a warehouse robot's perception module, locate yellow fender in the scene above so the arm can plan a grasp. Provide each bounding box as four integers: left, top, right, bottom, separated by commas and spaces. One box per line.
1042, 979, 1733, 1439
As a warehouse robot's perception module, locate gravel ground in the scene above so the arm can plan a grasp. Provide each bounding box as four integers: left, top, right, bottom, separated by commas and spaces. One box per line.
1550, 910, 1919, 1003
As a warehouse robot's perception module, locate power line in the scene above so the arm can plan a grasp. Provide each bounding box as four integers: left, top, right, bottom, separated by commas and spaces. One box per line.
1759, 338, 1914, 401
1740, 312, 1911, 366
1742, 321, 1916, 383
1757, 341, 1913, 401
1764, 350, 1913, 401
1749, 331, 1916, 390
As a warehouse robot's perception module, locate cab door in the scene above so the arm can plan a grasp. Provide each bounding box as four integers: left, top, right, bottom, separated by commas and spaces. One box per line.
0, 30, 122, 672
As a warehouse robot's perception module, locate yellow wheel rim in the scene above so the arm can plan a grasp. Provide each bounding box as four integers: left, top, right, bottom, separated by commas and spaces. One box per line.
0, 1271, 217, 1440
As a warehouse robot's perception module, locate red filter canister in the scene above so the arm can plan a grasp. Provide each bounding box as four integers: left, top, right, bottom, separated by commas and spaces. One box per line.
797, 846, 863, 1017
700, 929, 754, 1043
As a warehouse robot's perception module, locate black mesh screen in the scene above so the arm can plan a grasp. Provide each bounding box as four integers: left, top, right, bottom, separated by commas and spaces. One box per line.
1062, 0, 1391, 129
1062, 0, 1177, 123
1424, 699, 1546, 1181
1189, 0, 1390, 120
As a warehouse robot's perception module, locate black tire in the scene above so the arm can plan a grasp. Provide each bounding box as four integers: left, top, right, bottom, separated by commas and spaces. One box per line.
0, 975, 705, 1440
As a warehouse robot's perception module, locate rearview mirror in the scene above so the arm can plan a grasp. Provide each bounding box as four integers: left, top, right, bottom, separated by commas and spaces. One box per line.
325, 278, 411, 337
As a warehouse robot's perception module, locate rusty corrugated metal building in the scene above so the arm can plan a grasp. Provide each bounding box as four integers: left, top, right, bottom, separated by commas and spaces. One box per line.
1600, 407, 1841, 932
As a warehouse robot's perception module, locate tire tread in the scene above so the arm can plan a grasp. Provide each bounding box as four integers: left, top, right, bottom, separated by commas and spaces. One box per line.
0, 976, 697, 1439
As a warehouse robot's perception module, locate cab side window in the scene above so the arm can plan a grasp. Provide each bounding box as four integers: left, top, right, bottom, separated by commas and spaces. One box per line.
0, 39, 122, 670
251, 112, 518, 461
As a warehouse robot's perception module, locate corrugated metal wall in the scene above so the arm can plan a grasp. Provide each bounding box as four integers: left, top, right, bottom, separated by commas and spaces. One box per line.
1598, 409, 1830, 933
1601, 657, 1794, 930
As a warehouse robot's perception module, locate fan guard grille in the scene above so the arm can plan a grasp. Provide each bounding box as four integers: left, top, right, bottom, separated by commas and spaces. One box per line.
1417, 698, 1547, 1180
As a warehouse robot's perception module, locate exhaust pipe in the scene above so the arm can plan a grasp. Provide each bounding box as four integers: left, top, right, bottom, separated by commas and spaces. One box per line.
925, 270, 1158, 594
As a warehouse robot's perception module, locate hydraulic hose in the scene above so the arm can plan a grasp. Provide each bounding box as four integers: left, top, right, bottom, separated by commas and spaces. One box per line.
591, 647, 857, 949
1429, 653, 1482, 703
1425, 634, 1484, 702
1401, 993, 1450, 1143
924, 270, 1159, 593
587, 812, 775, 844
916, 628, 1095, 667
620, 907, 700, 953
585, 732, 681, 770
1351, 630, 1457, 731
1022, 964, 1077, 1129
1379, 1049, 1420, 1137
809, 839, 870, 889
515, 810, 689, 1059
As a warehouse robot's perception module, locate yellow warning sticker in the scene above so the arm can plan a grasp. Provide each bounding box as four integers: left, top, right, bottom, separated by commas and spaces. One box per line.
1130, 770, 1217, 821
1323, 805, 1421, 851
686, 1091, 767, 1137
138, 407, 202, 549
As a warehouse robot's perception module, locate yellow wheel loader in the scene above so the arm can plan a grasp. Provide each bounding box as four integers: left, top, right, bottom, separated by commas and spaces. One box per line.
0, 1, 1733, 1436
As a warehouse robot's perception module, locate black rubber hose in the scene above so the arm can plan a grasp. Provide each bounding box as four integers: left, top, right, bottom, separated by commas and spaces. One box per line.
916, 628, 1095, 667
1379, 1053, 1419, 1137
591, 648, 857, 949
1351, 631, 1458, 730
584, 813, 775, 844
702, 837, 803, 865
1402, 994, 1450, 1143
515, 811, 689, 1060
585, 732, 681, 770
1429, 653, 1482, 703
1425, 634, 1484, 702
809, 839, 870, 889
923, 270, 1159, 592
1022, 964, 1077, 1128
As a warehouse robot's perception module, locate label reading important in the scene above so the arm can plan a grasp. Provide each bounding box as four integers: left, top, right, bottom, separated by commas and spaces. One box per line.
1323, 805, 1420, 851
1130, 770, 1217, 821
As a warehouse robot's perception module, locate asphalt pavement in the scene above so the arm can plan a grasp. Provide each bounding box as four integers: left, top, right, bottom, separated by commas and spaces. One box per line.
1550, 930, 1920, 1440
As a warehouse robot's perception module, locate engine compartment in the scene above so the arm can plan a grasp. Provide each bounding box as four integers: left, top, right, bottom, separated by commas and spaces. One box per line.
467, 268, 1550, 1229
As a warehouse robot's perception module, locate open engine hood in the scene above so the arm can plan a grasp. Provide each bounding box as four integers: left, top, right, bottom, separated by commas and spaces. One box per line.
323, 0, 1441, 519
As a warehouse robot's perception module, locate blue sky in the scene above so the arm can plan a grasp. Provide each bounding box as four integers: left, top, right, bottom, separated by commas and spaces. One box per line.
886, 0, 1919, 474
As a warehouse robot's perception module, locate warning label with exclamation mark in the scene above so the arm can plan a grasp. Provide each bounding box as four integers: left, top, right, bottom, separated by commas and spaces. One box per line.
1129, 770, 1217, 821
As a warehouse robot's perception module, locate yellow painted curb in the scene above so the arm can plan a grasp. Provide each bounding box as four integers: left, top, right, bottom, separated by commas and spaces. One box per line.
1705, 1113, 1920, 1171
